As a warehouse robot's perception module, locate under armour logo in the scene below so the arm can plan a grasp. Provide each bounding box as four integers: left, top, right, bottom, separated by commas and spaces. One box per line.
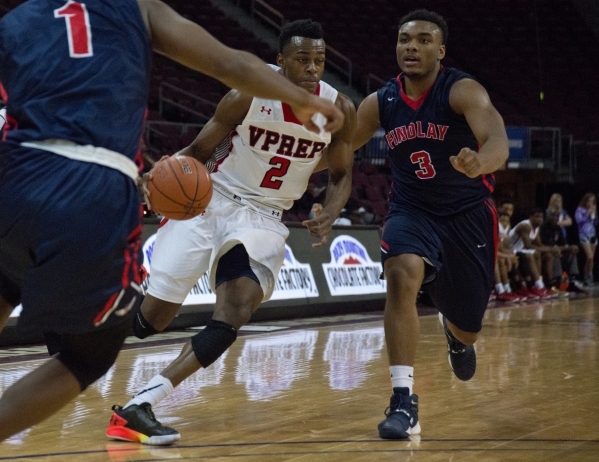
260, 106, 272, 115
272, 210, 280, 216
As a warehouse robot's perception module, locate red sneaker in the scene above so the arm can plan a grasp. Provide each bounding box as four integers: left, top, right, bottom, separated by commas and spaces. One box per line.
528, 286, 557, 299
497, 292, 521, 303
515, 287, 535, 300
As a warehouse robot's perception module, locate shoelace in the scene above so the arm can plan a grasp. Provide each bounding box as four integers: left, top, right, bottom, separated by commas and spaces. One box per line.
383, 396, 411, 416
141, 404, 159, 423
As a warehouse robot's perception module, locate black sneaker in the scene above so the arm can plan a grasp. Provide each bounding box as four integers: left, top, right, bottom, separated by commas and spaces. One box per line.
106, 403, 180, 445
439, 313, 476, 381
378, 387, 421, 439
567, 281, 588, 295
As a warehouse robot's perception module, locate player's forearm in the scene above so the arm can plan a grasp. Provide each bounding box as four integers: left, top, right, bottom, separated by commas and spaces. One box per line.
322, 170, 352, 219
476, 134, 509, 174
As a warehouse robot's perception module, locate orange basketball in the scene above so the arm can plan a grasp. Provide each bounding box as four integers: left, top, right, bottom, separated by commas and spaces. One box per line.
147, 155, 213, 220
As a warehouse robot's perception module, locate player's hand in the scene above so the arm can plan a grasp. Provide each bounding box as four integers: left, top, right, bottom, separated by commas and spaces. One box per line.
450, 148, 483, 178
138, 156, 169, 210
302, 203, 332, 248
290, 94, 344, 135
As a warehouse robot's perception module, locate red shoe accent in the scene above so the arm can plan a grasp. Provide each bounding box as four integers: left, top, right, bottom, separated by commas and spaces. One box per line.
515, 287, 537, 300
497, 292, 521, 303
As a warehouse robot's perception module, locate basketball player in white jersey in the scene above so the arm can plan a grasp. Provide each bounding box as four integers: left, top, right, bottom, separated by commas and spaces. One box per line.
105, 19, 356, 445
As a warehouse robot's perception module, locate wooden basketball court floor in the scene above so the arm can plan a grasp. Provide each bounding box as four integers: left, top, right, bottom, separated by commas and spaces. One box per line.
1, 292, 599, 461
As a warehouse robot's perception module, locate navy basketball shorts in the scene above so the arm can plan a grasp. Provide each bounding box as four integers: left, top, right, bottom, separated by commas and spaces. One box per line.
0, 144, 142, 335
381, 200, 497, 333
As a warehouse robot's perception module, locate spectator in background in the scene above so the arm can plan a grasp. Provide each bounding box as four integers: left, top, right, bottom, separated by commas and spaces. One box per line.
546, 193, 572, 243
494, 211, 523, 302
575, 192, 598, 286
508, 208, 558, 299
540, 209, 579, 290
351, 205, 376, 225
498, 198, 515, 219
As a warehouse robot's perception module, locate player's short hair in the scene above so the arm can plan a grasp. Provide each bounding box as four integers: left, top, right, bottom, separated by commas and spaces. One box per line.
279, 19, 324, 53
399, 9, 448, 45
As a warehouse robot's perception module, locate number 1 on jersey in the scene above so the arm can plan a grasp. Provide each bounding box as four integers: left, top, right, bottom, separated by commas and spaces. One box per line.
54, 1, 93, 58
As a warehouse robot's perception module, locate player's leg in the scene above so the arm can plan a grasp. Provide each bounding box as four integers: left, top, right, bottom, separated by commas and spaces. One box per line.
132, 214, 216, 338
433, 200, 496, 380
580, 241, 595, 285
377, 211, 438, 440
0, 315, 132, 442
108, 223, 284, 444
0, 357, 80, 442
106, 247, 264, 445
0, 150, 142, 442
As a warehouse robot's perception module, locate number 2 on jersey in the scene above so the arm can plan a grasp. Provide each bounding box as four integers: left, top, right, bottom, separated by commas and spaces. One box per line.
260, 156, 291, 189
410, 150, 436, 179
54, 1, 94, 58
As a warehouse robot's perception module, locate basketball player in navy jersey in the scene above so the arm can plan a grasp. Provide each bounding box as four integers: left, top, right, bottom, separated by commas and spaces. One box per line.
105, 19, 355, 445
0, 0, 343, 443
353, 10, 509, 439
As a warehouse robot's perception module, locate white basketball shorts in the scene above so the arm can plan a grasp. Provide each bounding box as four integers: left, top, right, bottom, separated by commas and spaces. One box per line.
147, 188, 288, 303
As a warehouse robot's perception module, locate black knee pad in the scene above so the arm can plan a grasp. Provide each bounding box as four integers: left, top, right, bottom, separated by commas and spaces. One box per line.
191, 320, 237, 368
215, 244, 259, 287
44, 316, 132, 391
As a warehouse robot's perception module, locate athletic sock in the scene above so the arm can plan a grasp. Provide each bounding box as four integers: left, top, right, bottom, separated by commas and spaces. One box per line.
124, 374, 173, 409
390, 365, 414, 395
535, 277, 545, 289
504, 283, 513, 293
495, 283, 505, 294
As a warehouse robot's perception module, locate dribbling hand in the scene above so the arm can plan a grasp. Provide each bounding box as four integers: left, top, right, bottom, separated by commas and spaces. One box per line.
302, 203, 332, 248
137, 155, 169, 211
450, 148, 483, 178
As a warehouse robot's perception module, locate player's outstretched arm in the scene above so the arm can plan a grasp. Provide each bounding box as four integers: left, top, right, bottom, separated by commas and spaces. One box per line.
302, 93, 356, 247
352, 93, 381, 152
448, 79, 509, 178
137, 0, 343, 134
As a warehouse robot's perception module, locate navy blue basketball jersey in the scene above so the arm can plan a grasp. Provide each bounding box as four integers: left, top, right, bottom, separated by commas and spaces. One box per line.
378, 67, 495, 217
0, 0, 151, 161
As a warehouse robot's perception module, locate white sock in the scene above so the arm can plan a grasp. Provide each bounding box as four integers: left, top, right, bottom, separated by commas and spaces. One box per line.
124, 375, 174, 409
535, 277, 545, 289
390, 365, 414, 395
503, 283, 512, 293
495, 283, 505, 294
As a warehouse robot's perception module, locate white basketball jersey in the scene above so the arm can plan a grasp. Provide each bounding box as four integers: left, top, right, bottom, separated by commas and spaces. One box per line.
509, 219, 538, 252
209, 75, 338, 211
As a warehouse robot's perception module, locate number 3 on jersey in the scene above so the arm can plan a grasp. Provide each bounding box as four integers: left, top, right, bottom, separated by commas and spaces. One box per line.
260, 156, 291, 190
410, 150, 436, 179
54, 1, 93, 58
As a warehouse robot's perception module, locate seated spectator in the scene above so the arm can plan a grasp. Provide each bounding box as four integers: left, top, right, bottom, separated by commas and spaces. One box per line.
546, 193, 572, 243
493, 211, 522, 302
351, 205, 376, 225
498, 198, 515, 219
508, 208, 559, 298
575, 192, 598, 286
540, 209, 580, 292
